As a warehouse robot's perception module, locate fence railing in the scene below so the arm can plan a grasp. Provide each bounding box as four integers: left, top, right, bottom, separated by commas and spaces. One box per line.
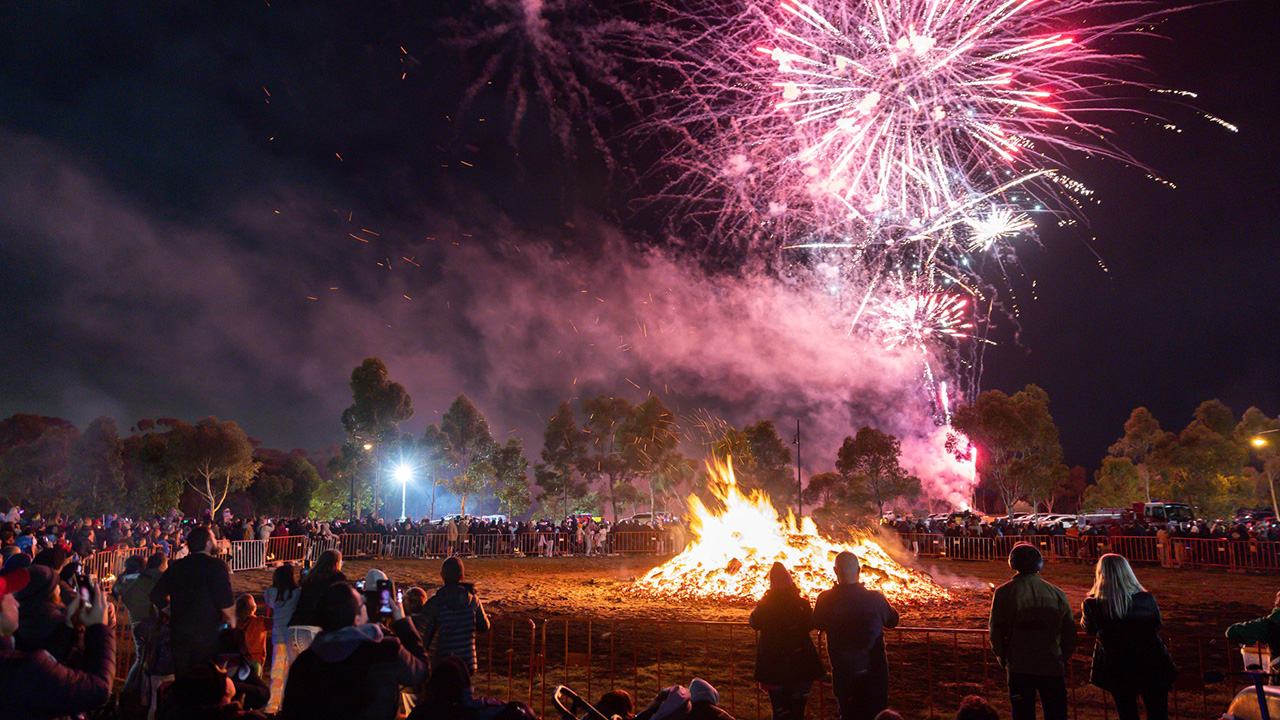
109, 603, 1259, 720
895, 532, 1280, 572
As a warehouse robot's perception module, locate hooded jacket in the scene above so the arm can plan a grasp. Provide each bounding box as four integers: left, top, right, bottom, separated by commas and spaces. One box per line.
989, 571, 1077, 677
421, 582, 490, 674
280, 618, 429, 720
748, 584, 823, 685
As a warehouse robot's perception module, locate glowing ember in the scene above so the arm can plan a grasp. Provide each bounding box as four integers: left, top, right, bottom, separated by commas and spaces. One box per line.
632, 461, 949, 605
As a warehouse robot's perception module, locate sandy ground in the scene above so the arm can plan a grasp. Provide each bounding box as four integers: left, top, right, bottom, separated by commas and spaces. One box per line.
231, 553, 1273, 635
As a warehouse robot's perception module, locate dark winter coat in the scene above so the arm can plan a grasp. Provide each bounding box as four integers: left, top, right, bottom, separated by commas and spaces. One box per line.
748, 586, 823, 686
810, 582, 899, 689
288, 570, 348, 627
1081, 592, 1177, 692
280, 618, 429, 720
0, 623, 115, 720
421, 582, 490, 674
989, 572, 1077, 677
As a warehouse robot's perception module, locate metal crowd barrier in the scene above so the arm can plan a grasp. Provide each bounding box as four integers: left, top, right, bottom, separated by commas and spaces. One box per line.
895, 532, 1280, 572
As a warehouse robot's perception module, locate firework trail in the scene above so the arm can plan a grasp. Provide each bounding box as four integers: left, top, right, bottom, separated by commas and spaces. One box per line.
440, 0, 668, 168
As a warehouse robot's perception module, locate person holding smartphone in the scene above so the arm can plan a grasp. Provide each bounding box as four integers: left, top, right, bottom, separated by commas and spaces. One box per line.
1, 567, 119, 719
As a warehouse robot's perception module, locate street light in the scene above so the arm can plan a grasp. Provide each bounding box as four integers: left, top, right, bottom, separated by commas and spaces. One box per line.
395, 464, 412, 521
1252, 430, 1280, 521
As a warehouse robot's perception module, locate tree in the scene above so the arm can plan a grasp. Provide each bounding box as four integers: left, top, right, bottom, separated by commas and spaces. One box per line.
950, 384, 1065, 516
647, 450, 695, 516
1235, 407, 1280, 518
619, 397, 680, 518
492, 438, 531, 517
441, 395, 497, 515
68, 417, 124, 516
340, 358, 414, 518
1085, 458, 1145, 510
742, 421, 796, 511
803, 470, 873, 531
1149, 401, 1246, 516
167, 417, 261, 516
0, 421, 79, 514
121, 420, 183, 517
1109, 408, 1171, 503
420, 425, 458, 519
1048, 466, 1087, 513
580, 395, 634, 521
835, 426, 922, 519
535, 402, 588, 519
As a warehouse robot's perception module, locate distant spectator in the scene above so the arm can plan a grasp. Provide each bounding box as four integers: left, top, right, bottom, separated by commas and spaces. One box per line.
287, 549, 346, 663
597, 689, 636, 720
152, 527, 236, 674
0, 567, 117, 720
687, 678, 734, 720
812, 551, 900, 720
1083, 555, 1176, 720
989, 543, 1076, 720
264, 563, 301, 713
956, 696, 1000, 720
749, 562, 823, 720
420, 557, 491, 675
280, 581, 429, 720
409, 654, 537, 720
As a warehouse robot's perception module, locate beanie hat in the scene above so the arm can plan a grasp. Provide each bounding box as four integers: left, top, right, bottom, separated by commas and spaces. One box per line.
1008, 542, 1043, 574
689, 678, 719, 706
364, 569, 388, 588
13, 565, 55, 603
2, 552, 32, 575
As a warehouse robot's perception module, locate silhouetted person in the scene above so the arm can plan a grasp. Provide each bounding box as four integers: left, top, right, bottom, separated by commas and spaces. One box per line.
812, 551, 899, 720
1082, 554, 1176, 720
989, 543, 1076, 720
152, 527, 235, 674
750, 562, 823, 720
420, 557, 490, 675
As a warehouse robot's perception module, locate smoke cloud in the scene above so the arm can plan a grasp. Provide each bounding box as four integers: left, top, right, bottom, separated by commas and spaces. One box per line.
0, 130, 973, 510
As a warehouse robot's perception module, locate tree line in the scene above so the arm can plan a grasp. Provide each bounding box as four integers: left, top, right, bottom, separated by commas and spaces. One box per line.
950, 384, 1280, 519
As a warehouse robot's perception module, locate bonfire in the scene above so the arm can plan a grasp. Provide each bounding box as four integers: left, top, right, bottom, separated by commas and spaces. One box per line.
631, 461, 950, 605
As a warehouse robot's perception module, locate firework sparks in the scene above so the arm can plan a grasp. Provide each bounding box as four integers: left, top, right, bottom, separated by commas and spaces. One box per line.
875, 292, 974, 349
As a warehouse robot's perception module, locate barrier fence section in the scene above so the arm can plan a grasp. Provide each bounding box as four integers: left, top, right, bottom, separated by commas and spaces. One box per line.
896, 533, 1280, 572
463, 618, 1251, 720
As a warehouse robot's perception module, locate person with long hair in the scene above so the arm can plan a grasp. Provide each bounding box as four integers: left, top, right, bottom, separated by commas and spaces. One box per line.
749, 562, 824, 720
1082, 554, 1177, 720
286, 550, 345, 668
264, 562, 301, 713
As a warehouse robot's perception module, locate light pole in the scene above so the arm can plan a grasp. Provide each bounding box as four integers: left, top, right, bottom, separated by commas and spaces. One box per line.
395, 464, 412, 522
353, 442, 373, 523
1252, 431, 1280, 521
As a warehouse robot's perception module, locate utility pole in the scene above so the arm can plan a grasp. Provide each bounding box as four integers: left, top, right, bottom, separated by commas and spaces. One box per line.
795, 419, 802, 521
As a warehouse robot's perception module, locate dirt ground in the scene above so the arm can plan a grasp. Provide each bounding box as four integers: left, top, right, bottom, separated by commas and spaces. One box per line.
232, 553, 1273, 635
228, 554, 1273, 720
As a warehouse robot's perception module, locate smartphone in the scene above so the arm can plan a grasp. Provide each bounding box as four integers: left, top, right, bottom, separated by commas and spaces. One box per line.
356, 580, 365, 591
377, 579, 393, 615
396, 588, 403, 604
76, 575, 93, 609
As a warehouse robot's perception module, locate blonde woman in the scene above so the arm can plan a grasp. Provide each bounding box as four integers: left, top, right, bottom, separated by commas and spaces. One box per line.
1081, 554, 1177, 720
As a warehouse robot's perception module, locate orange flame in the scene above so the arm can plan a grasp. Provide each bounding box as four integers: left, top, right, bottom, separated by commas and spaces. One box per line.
632, 460, 950, 604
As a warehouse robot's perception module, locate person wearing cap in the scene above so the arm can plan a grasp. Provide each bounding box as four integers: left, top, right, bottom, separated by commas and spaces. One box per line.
0, 567, 118, 720
811, 551, 900, 720
989, 542, 1077, 720
419, 556, 490, 675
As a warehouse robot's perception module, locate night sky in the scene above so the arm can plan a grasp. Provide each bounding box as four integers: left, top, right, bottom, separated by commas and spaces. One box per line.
1, 0, 1277, 483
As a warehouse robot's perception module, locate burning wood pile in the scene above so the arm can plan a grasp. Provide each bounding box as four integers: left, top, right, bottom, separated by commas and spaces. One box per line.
631, 462, 950, 605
